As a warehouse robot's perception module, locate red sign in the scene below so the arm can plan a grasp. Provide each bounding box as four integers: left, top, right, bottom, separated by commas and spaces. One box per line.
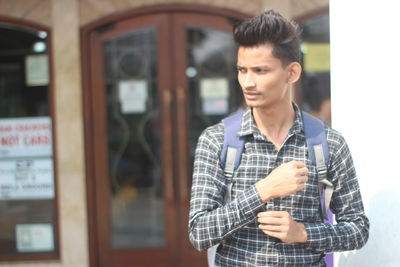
0, 117, 52, 158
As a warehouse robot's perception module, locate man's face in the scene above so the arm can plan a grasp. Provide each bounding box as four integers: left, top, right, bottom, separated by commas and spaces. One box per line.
236, 43, 294, 109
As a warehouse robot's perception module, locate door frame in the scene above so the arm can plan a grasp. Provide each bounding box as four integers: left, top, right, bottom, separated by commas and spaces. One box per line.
0, 16, 60, 263
89, 14, 177, 267
81, 4, 248, 267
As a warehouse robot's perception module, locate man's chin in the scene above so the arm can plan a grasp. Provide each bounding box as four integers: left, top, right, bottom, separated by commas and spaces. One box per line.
245, 101, 264, 109
244, 100, 259, 108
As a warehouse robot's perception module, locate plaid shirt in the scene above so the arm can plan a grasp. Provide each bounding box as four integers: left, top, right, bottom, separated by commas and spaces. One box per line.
189, 105, 369, 267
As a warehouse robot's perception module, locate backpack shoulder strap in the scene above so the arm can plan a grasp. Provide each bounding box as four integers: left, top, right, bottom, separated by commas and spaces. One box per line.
302, 111, 334, 221
221, 110, 246, 177
220, 110, 245, 204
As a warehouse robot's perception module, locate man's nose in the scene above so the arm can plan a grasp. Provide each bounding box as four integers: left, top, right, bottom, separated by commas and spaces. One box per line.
243, 72, 256, 88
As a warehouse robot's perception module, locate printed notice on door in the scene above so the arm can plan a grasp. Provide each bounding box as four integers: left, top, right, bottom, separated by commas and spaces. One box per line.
200, 78, 229, 115
16, 224, 54, 252
118, 80, 148, 114
0, 117, 52, 158
0, 158, 54, 200
25, 54, 49, 86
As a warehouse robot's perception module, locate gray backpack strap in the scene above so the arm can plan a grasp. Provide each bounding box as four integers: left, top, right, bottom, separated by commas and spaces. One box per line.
220, 110, 246, 203
313, 144, 334, 221
223, 147, 237, 204
303, 112, 334, 267
302, 112, 333, 221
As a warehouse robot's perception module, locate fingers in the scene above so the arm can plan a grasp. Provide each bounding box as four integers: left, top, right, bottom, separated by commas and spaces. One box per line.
298, 166, 309, 176
289, 161, 309, 177
297, 175, 308, 184
258, 210, 287, 218
290, 160, 306, 168
258, 213, 285, 233
258, 211, 290, 224
259, 224, 283, 232
296, 165, 309, 186
261, 230, 285, 240
258, 215, 282, 225
257, 211, 293, 242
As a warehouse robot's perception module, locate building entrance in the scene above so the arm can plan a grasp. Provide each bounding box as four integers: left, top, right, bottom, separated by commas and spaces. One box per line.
82, 7, 247, 267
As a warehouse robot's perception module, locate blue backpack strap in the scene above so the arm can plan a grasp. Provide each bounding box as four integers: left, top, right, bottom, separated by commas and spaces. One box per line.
302, 112, 334, 220
221, 110, 246, 177
302, 111, 334, 267
302, 111, 329, 164
220, 110, 245, 204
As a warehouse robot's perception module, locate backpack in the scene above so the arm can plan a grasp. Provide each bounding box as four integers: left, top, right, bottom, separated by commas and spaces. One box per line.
207, 110, 334, 267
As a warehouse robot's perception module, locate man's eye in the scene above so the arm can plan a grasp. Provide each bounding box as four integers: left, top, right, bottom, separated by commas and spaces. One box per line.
255, 68, 268, 73
237, 67, 246, 73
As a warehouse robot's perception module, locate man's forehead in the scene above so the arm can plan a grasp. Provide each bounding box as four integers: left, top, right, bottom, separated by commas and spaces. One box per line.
237, 45, 281, 65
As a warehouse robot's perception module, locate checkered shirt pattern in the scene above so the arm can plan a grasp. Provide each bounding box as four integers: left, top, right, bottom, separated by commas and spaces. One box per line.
189, 104, 369, 267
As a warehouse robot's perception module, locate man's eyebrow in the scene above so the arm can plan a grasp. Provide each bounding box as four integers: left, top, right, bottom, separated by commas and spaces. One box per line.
251, 65, 270, 68
236, 65, 271, 69
236, 62, 270, 66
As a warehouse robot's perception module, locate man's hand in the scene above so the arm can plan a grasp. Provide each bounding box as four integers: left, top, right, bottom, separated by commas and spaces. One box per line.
257, 211, 307, 243
255, 161, 308, 202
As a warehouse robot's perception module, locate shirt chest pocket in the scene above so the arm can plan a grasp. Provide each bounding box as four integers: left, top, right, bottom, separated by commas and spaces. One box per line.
280, 162, 322, 222
228, 147, 274, 201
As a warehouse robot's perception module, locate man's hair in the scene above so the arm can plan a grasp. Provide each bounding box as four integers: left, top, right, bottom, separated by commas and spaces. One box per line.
233, 10, 301, 65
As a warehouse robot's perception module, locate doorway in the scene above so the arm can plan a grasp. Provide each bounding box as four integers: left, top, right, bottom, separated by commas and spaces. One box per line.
82, 6, 247, 267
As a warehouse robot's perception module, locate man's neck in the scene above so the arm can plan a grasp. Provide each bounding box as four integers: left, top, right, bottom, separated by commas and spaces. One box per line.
252, 101, 295, 151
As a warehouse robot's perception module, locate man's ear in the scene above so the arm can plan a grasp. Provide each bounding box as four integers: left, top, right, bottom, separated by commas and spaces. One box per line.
287, 62, 302, 84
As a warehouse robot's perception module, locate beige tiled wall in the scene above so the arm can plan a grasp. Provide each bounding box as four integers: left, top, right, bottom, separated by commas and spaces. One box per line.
262, 0, 328, 19
290, 0, 328, 18
51, 0, 89, 266
0, 0, 51, 27
79, 0, 263, 26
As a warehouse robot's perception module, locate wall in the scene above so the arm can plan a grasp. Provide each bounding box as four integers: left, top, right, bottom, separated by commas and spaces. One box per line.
330, 1, 400, 266
0, 0, 51, 27
262, 0, 328, 19
79, 0, 263, 26
79, 0, 328, 27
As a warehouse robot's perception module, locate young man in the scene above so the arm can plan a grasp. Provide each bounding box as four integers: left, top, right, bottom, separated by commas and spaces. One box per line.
188, 10, 369, 266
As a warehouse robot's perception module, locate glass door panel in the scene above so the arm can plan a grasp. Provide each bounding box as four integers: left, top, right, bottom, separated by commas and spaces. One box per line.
171, 13, 246, 267
103, 28, 165, 249
186, 26, 243, 169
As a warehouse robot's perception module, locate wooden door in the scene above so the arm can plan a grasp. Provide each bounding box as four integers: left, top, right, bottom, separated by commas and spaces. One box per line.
84, 8, 246, 267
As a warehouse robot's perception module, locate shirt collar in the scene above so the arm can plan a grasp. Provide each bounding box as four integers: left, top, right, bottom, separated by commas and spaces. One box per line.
238, 103, 304, 140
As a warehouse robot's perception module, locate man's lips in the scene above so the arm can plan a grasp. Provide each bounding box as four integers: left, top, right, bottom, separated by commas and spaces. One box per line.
244, 91, 260, 95
244, 91, 261, 99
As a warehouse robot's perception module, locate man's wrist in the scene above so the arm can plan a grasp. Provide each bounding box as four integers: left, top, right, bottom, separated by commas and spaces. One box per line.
295, 221, 308, 243
255, 180, 271, 203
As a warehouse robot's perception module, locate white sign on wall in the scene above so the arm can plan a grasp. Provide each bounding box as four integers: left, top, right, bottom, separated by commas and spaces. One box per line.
0, 158, 54, 200
16, 223, 54, 252
0, 117, 52, 158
